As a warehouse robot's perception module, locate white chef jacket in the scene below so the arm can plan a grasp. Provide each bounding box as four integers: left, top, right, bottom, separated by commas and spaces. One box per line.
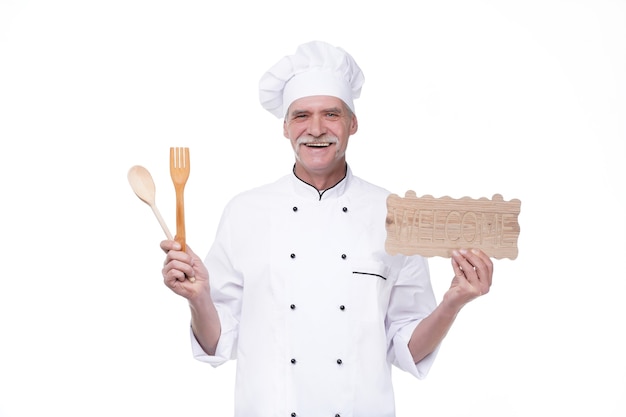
191, 166, 439, 417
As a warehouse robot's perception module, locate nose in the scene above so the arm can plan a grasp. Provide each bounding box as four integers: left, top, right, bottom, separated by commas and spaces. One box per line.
306, 114, 326, 138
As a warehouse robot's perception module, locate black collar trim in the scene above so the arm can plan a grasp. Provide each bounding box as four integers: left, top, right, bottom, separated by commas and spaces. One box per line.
292, 164, 348, 201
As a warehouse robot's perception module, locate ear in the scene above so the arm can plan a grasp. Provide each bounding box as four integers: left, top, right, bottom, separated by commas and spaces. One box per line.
283, 119, 289, 139
350, 114, 359, 135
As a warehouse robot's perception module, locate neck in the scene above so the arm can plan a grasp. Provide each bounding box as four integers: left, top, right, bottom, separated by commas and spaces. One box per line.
293, 162, 347, 191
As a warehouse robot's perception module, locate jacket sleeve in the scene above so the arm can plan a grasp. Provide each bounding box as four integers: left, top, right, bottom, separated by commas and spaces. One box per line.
385, 254, 440, 379
190, 205, 243, 367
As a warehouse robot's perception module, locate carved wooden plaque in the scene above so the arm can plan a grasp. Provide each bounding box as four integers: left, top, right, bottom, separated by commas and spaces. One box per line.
385, 191, 521, 259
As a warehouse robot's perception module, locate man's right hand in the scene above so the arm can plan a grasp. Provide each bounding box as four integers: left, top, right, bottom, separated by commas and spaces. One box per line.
161, 240, 210, 301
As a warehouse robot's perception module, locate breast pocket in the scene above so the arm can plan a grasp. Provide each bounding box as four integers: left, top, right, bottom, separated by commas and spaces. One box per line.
347, 260, 391, 324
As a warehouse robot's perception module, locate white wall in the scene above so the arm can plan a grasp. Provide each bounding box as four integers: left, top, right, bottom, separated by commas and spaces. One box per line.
0, 1, 624, 416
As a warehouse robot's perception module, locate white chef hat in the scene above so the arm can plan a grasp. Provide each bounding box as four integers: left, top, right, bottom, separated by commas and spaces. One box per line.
259, 40, 365, 118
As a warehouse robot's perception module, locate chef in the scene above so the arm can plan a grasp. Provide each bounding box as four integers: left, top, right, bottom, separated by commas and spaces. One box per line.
161, 40, 493, 417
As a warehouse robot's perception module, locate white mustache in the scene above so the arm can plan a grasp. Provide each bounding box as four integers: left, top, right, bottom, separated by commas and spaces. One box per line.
296, 135, 339, 146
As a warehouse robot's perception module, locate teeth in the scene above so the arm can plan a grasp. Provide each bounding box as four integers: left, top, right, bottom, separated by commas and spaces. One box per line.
305, 143, 331, 147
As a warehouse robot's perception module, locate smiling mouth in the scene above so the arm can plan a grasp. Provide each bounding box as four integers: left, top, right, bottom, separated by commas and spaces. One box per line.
304, 142, 332, 148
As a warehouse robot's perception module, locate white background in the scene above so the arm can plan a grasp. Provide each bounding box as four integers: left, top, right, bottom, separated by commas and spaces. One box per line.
1, 0, 625, 416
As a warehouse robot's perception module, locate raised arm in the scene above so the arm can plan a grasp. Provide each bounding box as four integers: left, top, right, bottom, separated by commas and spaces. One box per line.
409, 249, 493, 363
161, 240, 221, 355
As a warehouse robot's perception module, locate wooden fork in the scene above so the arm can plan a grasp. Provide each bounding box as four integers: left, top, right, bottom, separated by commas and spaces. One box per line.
169, 147, 190, 252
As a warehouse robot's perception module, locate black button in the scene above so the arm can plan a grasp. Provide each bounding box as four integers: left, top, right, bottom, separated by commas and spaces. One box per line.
293, 206, 298, 212
342, 207, 348, 212
341, 254, 347, 259
290, 253, 296, 259
336, 359, 342, 365
291, 413, 297, 417
290, 304, 296, 310
291, 358, 296, 364
336, 414, 341, 417
339, 305, 345, 310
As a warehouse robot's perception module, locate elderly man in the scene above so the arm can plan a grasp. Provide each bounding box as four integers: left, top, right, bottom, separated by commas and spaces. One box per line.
161, 40, 493, 417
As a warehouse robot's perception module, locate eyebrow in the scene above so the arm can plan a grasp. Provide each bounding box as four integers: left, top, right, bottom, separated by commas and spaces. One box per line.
324, 107, 343, 114
290, 107, 343, 116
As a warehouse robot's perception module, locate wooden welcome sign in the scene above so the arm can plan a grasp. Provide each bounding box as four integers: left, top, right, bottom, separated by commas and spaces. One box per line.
385, 191, 521, 259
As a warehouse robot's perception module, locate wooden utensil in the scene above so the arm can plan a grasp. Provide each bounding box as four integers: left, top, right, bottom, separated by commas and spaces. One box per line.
170, 147, 190, 252
127, 165, 174, 240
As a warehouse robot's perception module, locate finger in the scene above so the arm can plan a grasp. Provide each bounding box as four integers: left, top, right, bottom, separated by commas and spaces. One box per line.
163, 272, 197, 297
450, 256, 481, 303
164, 269, 187, 286
163, 258, 195, 281
451, 257, 464, 278
455, 250, 491, 299
451, 249, 478, 280
164, 243, 199, 266
165, 247, 193, 265
160, 239, 181, 254
462, 249, 493, 294
468, 249, 493, 287
163, 266, 185, 284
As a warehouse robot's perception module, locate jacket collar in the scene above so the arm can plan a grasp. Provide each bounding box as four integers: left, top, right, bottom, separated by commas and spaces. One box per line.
290, 164, 351, 201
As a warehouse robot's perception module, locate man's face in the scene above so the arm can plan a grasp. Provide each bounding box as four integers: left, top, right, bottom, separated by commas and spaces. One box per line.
283, 95, 358, 179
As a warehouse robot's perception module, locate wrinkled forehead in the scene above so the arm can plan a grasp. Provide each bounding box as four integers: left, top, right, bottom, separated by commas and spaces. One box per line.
286, 95, 351, 115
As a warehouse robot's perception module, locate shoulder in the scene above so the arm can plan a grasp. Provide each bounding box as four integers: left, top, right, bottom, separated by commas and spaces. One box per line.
224, 174, 292, 210
349, 174, 391, 197
347, 174, 391, 211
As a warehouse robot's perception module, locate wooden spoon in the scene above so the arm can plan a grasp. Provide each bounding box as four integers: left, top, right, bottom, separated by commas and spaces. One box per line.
127, 165, 173, 240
